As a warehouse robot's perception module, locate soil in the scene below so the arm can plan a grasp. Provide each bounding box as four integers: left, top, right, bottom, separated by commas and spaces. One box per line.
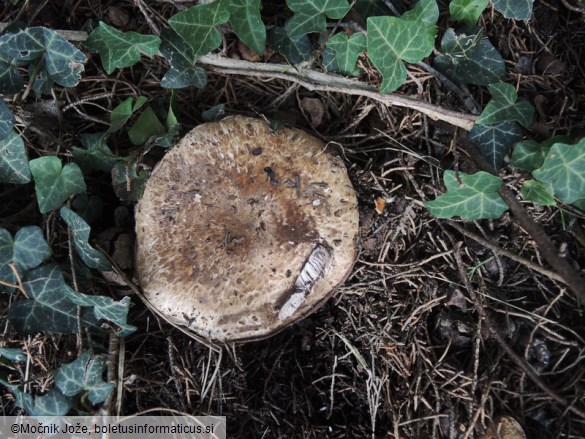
1, 1, 585, 438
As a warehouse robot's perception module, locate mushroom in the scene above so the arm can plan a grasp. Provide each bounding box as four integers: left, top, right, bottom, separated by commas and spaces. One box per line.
135, 116, 359, 342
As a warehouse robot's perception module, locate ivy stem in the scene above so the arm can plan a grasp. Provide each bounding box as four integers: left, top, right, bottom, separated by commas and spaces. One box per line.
20, 54, 45, 103
463, 137, 585, 304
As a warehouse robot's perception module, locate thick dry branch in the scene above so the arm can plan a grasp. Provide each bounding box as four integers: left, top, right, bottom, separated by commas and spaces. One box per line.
197, 54, 477, 130
0, 24, 476, 130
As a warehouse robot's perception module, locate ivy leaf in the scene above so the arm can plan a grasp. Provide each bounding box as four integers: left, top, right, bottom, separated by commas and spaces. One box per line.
111, 159, 149, 202
353, 0, 393, 18
159, 28, 207, 89
0, 33, 25, 93
0, 226, 51, 292
202, 104, 226, 122
85, 22, 160, 74
475, 82, 534, 128
0, 27, 86, 92
3, 384, 71, 416
491, 0, 533, 20
72, 132, 120, 173
169, 1, 230, 56
511, 135, 572, 171
449, 0, 489, 25
0, 98, 14, 139
367, 0, 438, 93
29, 156, 86, 213
0, 347, 26, 362
55, 351, 114, 404
8, 264, 102, 334
60, 206, 111, 271
8, 264, 134, 335
106, 96, 148, 136
71, 193, 104, 225
228, 0, 266, 55
285, 0, 351, 36
326, 32, 366, 76
521, 180, 556, 206
433, 28, 505, 86
425, 170, 507, 220
128, 107, 166, 146
532, 138, 585, 204
469, 121, 523, 172
268, 27, 312, 64
0, 129, 31, 184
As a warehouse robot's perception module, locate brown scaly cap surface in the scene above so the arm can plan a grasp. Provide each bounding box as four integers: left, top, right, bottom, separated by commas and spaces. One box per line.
135, 116, 359, 342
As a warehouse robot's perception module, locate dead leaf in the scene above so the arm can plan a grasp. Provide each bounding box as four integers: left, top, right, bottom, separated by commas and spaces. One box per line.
375, 197, 386, 214
300, 97, 325, 127
238, 41, 262, 62
480, 416, 526, 439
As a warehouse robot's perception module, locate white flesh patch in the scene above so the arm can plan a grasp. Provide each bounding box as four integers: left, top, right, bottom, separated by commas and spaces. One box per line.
278, 245, 331, 320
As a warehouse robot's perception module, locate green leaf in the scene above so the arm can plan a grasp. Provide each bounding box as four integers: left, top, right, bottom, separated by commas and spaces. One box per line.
11, 226, 52, 274
29, 156, 86, 213
8, 264, 101, 334
0, 33, 25, 93
475, 82, 534, 128
71, 193, 104, 225
128, 107, 166, 146
367, 0, 438, 93
268, 27, 312, 64
0, 129, 31, 184
433, 28, 505, 86
285, 0, 351, 36
449, 0, 489, 25
0, 228, 14, 289
228, 0, 266, 54
491, 0, 533, 20
202, 104, 226, 122
353, 0, 393, 18
55, 351, 114, 404
6, 385, 71, 416
60, 206, 111, 271
107, 96, 148, 136
511, 135, 572, 171
72, 132, 120, 173
425, 170, 508, 220
159, 28, 207, 89
532, 138, 585, 204
0, 98, 14, 139
469, 121, 523, 172
0, 347, 26, 362
521, 180, 556, 206
326, 32, 366, 76
0, 27, 86, 92
85, 22, 161, 74
111, 159, 149, 202
169, 0, 230, 56
8, 264, 134, 336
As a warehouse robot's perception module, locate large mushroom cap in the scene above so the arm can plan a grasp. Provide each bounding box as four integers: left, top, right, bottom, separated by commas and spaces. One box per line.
135, 116, 359, 342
